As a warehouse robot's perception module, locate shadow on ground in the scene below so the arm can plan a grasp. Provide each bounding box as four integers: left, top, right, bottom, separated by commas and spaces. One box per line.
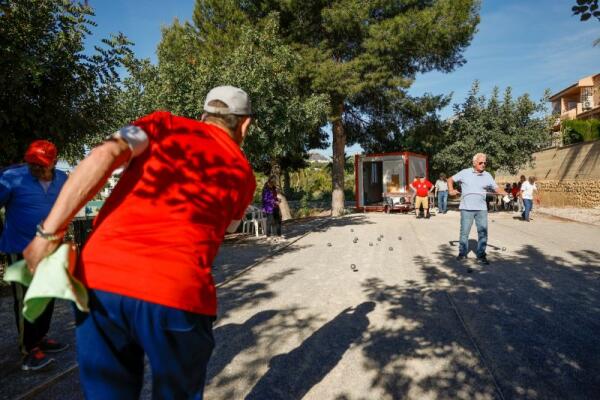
357, 243, 600, 400
244, 302, 375, 400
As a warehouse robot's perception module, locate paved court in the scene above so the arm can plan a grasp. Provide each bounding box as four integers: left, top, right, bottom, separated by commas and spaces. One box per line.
1, 211, 599, 399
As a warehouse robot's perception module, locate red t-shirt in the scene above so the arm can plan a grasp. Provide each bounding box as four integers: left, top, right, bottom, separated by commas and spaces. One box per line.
77, 111, 256, 316
412, 179, 432, 197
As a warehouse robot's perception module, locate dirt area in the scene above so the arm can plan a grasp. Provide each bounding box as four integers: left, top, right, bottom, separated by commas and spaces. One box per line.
537, 206, 600, 226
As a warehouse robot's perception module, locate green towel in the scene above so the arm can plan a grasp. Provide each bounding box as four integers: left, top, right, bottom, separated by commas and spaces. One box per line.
3, 243, 89, 322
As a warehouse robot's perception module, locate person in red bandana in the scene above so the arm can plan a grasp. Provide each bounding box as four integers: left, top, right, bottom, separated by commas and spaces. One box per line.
1, 140, 69, 371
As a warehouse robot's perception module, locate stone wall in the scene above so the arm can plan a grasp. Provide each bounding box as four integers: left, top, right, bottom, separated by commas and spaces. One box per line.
496, 140, 600, 208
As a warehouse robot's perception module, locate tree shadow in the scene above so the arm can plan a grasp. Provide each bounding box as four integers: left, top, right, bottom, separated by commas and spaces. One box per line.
359, 243, 600, 399
206, 305, 320, 399
217, 267, 300, 321
244, 302, 376, 400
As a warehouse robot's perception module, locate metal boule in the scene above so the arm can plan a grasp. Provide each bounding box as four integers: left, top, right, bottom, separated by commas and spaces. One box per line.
369, 242, 373, 246
502, 247, 506, 251
398, 236, 402, 240
327, 243, 332, 247
389, 247, 393, 251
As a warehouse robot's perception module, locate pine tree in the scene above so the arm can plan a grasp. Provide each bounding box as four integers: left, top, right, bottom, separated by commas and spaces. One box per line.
236, 0, 481, 215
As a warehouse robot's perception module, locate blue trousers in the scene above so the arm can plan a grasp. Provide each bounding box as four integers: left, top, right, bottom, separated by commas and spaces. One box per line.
459, 210, 488, 258
76, 290, 214, 400
437, 191, 448, 213
522, 199, 533, 221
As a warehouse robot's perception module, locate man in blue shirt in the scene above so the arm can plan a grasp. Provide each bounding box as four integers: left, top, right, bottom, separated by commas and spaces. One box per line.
0, 140, 69, 370
448, 153, 505, 267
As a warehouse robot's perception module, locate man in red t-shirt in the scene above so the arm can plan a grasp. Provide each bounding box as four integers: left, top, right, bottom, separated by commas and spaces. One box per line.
411, 175, 434, 219
23, 86, 256, 398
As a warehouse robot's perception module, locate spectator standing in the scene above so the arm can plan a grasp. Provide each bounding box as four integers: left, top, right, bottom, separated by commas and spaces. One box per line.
262, 176, 282, 237
435, 173, 449, 214
448, 153, 505, 266
24, 86, 256, 399
520, 176, 537, 222
411, 175, 433, 219
0, 141, 69, 371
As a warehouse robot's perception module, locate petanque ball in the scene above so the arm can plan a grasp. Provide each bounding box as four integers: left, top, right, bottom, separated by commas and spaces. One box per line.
327, 243, 332, 247
389, 247, 393, 251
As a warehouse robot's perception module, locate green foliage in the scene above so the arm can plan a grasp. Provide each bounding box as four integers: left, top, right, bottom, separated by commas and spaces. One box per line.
433, 81, 550, 175
0, 0, 132, 166
285, 162, 354, 201
572, 0, 600, 21
351, 93, 450, 159
235, 0, 481, 214
120, 10, 329, 177
562, 119, 600, 144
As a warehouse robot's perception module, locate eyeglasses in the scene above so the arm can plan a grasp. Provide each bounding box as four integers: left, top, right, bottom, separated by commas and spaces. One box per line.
478, 162, 487, 165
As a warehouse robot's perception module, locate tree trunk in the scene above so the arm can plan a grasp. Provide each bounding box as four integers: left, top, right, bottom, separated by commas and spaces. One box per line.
271, 161, 292, 221
331, 100, 346, 216
283, 169, 291, 198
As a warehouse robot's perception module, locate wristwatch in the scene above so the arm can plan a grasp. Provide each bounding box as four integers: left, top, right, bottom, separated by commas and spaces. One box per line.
36, 223, 65, 242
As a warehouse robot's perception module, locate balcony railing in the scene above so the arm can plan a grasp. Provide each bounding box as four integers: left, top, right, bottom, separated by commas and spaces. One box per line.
561, 108, 578, 119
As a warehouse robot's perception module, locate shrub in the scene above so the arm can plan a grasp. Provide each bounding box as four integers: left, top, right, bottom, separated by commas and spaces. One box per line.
562, 119, 600, 145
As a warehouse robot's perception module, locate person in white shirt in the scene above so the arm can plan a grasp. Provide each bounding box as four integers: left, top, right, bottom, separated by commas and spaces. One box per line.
520, 176, 537, 222
435, 173, 449, 214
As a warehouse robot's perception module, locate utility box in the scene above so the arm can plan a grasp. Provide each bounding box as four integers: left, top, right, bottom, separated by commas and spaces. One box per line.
354, 152, 428, 211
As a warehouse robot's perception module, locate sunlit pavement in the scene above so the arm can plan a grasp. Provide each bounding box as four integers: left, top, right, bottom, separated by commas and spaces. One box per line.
1, 211, 599, 399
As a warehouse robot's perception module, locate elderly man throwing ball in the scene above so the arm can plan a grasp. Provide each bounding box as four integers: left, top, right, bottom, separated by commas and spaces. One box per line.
447, 153, 505, 266
24, 86, 256, 399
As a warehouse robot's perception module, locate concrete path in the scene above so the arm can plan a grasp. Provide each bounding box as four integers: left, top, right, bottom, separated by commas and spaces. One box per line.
1, 211, 599, 399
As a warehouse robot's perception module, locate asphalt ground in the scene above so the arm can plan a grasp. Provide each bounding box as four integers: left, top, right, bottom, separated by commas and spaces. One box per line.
1, 211, 599, 399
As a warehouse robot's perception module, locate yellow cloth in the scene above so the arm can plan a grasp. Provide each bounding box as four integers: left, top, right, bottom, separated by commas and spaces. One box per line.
3, 243, 89, 322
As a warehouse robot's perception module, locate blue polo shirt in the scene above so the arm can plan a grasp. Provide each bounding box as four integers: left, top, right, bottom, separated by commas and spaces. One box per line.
451, 168, 498, 211
0, 165, 68, 253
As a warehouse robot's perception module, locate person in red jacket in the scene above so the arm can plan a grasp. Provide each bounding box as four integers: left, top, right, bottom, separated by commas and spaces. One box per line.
23, 86, 256, 399
411, 175, 434, 219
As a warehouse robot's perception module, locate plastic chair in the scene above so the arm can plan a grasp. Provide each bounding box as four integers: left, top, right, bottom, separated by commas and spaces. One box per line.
242, 206, 267, 237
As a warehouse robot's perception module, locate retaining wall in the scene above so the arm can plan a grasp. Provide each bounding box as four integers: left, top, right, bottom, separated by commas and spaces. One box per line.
495, 140, 600, 208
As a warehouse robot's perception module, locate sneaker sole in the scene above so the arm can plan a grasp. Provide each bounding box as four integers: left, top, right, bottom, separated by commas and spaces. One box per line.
22, 358, 55, 371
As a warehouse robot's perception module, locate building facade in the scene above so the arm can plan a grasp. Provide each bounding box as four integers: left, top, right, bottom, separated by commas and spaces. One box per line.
549, 73, 600, 145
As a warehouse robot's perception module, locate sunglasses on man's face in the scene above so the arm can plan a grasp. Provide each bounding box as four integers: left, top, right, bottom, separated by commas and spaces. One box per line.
478, 161, 487, 165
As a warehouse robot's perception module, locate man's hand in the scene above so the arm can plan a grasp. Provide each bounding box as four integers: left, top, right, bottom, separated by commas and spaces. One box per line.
449, 189, 459, 196
23, 237, 60, 274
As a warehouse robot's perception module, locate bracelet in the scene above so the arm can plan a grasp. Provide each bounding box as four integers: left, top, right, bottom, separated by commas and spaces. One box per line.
35, 223, 65, 242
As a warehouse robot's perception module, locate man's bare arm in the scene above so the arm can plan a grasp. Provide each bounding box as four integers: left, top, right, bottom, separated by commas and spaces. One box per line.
24, 139, 132, 272
447, 177, 458, 196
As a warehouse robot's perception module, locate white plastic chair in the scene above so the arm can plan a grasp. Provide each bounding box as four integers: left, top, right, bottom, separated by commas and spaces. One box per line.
242, 206, 267, 237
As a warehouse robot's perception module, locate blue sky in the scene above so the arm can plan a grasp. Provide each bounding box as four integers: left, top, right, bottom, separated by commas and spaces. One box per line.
86, 0, 599, 157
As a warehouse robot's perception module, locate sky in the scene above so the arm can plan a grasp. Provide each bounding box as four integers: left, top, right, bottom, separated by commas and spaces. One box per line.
85, 0, 600, 157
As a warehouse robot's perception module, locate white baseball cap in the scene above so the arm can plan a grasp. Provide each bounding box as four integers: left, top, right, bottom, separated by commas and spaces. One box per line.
203, 86, 252, 116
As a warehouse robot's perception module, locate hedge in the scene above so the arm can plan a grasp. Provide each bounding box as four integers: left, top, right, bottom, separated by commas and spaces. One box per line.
562, 119, 600, 145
